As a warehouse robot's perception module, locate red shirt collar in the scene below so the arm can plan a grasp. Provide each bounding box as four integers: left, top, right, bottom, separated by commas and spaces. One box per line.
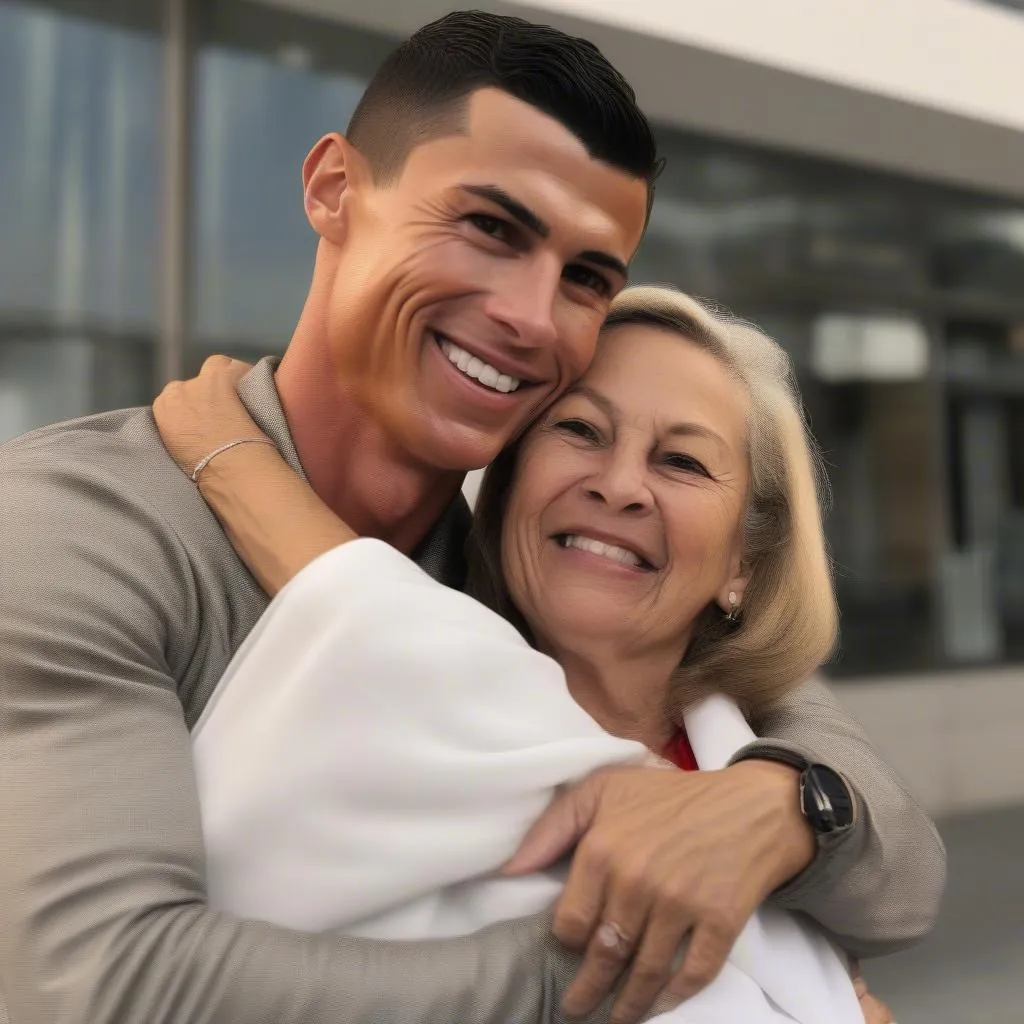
663, 729, 699, 771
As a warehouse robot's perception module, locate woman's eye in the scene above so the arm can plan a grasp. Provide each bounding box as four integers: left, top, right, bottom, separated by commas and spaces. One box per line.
468, 213, 513, 243
556, 418, 600, 442
564, 264, 612, 297
665, 453, 711, 477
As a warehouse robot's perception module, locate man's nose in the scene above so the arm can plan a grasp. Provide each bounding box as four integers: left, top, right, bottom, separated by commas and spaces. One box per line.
484, 258, 560, 350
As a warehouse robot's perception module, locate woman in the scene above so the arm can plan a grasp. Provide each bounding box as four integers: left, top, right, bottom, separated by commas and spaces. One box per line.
154, 286, 893, 1023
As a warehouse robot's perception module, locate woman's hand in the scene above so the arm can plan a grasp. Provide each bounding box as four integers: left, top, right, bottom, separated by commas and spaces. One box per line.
152, 354, 356, 597
153, 355, 264, 475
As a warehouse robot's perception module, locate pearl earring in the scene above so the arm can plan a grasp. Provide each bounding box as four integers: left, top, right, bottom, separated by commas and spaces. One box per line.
725, 591, 739, 622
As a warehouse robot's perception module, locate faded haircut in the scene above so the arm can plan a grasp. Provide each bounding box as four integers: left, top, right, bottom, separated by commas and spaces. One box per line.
346, 9, 663, 201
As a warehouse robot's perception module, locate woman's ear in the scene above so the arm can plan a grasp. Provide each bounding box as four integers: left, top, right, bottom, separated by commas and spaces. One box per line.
717, 574, 749, 617
301, 133, 369, 245
717, 536, 750, 616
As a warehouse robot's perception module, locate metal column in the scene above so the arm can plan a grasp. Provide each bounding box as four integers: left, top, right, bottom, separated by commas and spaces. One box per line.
156, 0, 195, 389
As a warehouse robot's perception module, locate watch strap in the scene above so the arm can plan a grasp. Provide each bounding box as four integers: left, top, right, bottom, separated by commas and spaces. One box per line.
732, 749, 854, 835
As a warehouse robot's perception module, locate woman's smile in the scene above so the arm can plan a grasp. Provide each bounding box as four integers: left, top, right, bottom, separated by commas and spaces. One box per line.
550, 531, 657, 574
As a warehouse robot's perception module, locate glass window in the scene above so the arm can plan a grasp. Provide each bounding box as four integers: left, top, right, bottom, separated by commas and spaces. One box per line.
930, 206, 1024, 302
188, 0, 395, 369
942, 315, 1024, 663
0, 0, 162, 441
638, 136, 928, 303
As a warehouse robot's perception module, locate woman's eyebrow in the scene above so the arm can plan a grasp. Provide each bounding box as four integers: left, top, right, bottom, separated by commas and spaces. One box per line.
664, 422, 729, 452
566, 385, 729, 452
565, 385, 617, 421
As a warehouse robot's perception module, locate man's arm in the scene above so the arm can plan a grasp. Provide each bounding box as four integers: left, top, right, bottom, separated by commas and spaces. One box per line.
0, 464, 581, 1024
735, 675, 947, 957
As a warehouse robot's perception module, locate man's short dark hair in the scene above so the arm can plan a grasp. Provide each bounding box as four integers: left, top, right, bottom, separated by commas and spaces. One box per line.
346, 10, 663, 194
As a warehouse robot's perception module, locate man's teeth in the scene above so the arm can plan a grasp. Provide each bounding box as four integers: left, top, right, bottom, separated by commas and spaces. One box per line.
438, 335, 521, 394
560, 534, 643, 568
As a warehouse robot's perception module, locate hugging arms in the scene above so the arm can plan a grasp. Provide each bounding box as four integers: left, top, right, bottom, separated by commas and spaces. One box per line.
153, 288, 937, 1022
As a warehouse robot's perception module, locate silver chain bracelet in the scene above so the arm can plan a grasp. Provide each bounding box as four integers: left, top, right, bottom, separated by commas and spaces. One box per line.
190, 437, 278, 483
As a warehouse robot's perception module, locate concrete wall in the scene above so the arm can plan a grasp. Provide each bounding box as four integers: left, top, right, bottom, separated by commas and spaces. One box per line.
838, 669, 1024, 817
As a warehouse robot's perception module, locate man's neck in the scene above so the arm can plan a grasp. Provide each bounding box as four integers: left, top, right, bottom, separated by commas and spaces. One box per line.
275, 343, 463, 556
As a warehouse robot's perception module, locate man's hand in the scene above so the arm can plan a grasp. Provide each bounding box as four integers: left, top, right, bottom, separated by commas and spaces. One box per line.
503, 760, 815, 1024
852, 963, 896, 1024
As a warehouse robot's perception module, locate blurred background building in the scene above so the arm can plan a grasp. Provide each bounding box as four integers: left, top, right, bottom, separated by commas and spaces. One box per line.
1, 0, 1022, 1018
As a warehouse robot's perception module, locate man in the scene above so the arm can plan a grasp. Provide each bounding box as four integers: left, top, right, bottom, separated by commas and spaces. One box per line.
0, 11, 942, 1024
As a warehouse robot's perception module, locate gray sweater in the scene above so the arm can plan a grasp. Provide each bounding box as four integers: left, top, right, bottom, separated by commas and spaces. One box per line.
0, 358, 945, 1024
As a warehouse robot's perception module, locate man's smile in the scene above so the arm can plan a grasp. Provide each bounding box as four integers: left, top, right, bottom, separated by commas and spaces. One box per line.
433, 332, 523, 394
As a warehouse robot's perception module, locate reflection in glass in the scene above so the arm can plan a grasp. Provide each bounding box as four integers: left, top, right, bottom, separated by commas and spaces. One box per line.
191, 44, 368, 356
931, 210, 1024, 298
0, 1, 161, 327
0, 1, 161, 441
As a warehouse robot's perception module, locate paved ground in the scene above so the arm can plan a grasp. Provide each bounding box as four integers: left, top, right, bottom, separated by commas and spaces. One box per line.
862, 805, 1024, 1024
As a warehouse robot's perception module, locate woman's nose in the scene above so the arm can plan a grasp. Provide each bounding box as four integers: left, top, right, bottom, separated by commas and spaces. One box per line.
583, 453, 652, 513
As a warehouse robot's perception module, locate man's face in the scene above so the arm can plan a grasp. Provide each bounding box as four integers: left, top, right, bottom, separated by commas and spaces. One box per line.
310, 88, 649, 473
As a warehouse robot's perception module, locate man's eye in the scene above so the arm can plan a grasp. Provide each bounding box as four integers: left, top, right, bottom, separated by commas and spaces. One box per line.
564, 264, 612, 297
467, 213, 513, 243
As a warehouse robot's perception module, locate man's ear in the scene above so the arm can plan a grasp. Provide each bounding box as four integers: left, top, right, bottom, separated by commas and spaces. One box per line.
301, 132, 370, 245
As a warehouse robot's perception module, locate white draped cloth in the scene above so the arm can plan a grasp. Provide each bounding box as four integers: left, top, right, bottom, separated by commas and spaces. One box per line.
193, 539, 862, 1024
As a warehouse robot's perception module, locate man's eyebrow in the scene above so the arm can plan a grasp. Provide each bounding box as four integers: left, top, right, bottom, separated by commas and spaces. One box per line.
580, 250, 628, 280
460, 184, 629, 280
460, 185, 549, 237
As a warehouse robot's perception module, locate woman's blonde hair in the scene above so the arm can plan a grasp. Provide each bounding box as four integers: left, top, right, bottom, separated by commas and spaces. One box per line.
467, 285, 838, 721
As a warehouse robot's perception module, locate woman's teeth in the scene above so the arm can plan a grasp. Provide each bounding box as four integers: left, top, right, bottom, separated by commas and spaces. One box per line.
559, 533, 644, 568
437, 334, 521, 394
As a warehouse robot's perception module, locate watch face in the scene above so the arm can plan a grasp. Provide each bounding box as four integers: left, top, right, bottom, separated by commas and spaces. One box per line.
801, 765, 854, 833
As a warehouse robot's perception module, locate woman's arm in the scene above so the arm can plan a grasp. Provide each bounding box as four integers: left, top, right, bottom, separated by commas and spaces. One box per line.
152, 355, 355, 597
198, 442, 355, 597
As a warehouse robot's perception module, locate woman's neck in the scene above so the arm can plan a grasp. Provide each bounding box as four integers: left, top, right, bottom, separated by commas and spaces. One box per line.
555, 644, 684, 753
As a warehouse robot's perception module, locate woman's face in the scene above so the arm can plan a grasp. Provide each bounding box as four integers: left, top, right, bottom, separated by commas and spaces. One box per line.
502, 323, 751, 665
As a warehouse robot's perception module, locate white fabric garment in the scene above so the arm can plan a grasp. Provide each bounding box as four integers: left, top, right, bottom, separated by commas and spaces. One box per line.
193, 539, 862, 1024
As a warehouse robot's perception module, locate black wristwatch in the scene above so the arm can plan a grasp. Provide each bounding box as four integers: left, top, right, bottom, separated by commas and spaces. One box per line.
736, 751, 854, 836
798, 763, 854, 835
